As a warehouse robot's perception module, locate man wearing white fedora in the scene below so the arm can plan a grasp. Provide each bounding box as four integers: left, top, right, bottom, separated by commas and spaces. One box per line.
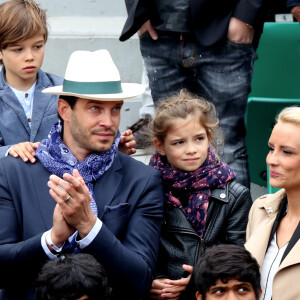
0, 49, 164, 300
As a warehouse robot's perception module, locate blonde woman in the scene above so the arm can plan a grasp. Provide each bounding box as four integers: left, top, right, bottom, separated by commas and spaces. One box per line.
246, 106, 300, 300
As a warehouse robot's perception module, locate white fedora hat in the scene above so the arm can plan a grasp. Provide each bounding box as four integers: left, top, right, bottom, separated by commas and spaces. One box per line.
42, 49, 145, 100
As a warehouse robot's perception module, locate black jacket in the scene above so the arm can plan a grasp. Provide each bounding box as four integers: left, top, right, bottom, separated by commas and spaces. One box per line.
120, 0, 264, 47
155, 181, 252, 281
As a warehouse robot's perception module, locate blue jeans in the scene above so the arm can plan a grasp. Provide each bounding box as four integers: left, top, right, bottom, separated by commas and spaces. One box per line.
140, 32, 256, 188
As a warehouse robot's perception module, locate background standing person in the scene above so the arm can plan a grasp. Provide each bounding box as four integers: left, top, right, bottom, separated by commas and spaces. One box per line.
0, 49, 164, 300
148, 89, 252, 299
36, 253, 111, 300
246, 106, 300, 300
287, 0, 300, 21
120, 0, 264, 188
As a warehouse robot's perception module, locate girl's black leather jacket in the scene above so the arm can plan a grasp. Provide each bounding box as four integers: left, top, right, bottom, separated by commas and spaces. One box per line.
155, 181, 252, 280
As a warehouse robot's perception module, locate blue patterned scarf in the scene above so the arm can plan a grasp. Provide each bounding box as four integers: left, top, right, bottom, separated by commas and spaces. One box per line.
149, 147, 236, 238
36, 121, 121, 216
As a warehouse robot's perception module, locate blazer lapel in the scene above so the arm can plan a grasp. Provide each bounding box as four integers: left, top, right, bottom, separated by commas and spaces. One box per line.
94, 154, 124, 219
0, 83, 31, 134
30, 71, 57, 141
31, 162, 56, 229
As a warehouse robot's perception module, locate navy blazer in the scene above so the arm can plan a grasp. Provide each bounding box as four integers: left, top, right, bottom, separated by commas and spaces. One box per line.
120, 0, 264, 47
0, 153, 164, 300
0, 69, 63, 157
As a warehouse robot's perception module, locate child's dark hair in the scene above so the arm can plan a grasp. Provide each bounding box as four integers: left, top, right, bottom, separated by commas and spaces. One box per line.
35, 253, 111, 300
0, 0, 48, 63
150, 89, 221, 152
194, 244, 261, 300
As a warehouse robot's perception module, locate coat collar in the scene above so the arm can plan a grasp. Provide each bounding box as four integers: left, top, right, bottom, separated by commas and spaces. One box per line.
256, 188, 286, 217
245, 189, 291, 267
245, 189, 286, 266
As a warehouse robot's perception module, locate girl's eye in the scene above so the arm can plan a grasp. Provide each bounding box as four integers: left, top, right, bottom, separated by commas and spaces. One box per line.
173, 141, 183, 145
196, 136, 204, 141
283, 150, 292, 155
268, 146, 274, 152
13, 48, 22, 52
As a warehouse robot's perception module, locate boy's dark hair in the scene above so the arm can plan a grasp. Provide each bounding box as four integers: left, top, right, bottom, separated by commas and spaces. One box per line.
35, 253, 111, 300
0, 0, 48, 64
194, 244, 261, 300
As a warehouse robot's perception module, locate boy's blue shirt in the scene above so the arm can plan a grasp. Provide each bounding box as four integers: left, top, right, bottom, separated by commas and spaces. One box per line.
0, 68, 63, 158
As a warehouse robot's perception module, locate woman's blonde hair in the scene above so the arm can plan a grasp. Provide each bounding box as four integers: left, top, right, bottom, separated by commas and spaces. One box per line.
276, 106, 300, 126
0, 0, 47, 63
150, 89, 221, 151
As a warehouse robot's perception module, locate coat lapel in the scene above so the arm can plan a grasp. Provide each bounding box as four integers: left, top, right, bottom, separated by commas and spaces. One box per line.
30, 71, 57, 141
31, 162, 56, 229
0, 70, 30, 134
94, 154, 124, 219
280, 233, 300, 269
246, 190, 287, 266
246, 215, 277, 266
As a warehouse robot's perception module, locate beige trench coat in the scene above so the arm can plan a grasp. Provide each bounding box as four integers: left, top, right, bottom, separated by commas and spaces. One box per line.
245, 189, 300, 300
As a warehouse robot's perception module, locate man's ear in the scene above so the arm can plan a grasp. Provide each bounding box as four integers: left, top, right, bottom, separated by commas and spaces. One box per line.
153, 138, 165, 155
57, 98, 71, 122
196, 291, 203, 300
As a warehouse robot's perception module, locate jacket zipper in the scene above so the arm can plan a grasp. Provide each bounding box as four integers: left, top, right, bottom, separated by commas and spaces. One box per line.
167, 229, 206, 255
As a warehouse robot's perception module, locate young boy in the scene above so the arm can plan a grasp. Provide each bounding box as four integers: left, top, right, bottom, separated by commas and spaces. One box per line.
36, 253, 111, 300
0, 0, 63, 161
194, 244, 262, 300
0, 0, 135, 162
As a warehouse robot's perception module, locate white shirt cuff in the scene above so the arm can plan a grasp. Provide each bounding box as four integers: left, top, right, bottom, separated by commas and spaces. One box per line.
5, 146, 14, 157
41, 219, 102, 257
41, 230, 59, 260
76, 218, 102, 249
